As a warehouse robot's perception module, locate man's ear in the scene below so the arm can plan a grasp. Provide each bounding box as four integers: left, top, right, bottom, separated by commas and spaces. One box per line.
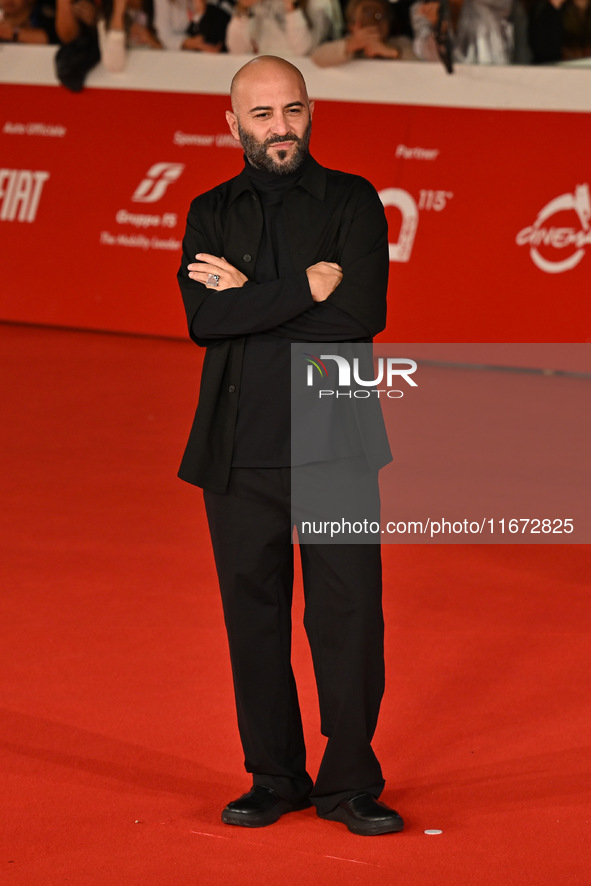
309, 100, 315, 119
225, 110, 241, 143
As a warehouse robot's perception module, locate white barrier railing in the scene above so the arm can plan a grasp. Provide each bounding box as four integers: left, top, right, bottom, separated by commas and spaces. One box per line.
2, 43, 591, 111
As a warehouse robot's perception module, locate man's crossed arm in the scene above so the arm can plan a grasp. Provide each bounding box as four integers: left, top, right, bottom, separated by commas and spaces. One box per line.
188, 253, 343, 303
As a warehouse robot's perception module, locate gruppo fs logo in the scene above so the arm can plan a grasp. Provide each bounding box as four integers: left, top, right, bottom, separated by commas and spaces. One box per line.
132, 163, 185, 203
304, 353, 418, 399
516, 184, 591, 274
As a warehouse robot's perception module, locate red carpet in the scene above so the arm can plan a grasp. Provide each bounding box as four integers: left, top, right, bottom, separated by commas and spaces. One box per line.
1, 323, 590, 885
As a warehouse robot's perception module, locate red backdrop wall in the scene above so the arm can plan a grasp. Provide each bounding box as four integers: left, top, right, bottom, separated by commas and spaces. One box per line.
2, 82, 591, 345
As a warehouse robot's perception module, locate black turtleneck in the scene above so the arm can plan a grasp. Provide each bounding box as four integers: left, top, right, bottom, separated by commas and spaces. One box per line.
231, 156, 310, 467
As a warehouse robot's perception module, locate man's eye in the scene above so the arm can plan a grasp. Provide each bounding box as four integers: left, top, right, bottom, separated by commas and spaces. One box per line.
255, 112, 270, 119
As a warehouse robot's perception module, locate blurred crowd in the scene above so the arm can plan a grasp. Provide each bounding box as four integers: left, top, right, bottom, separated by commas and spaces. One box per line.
2, 0, 591, 89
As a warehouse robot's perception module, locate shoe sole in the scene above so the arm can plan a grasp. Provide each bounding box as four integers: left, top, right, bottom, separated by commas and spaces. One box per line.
319, 808, 404, 836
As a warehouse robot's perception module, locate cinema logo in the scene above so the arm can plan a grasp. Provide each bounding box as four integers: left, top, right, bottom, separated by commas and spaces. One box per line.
0, 169, 49, 222
516, 184, 591, 274
304, 354, 418, 399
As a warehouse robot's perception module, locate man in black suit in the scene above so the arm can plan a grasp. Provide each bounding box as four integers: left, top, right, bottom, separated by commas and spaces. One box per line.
177, 55, 403, 836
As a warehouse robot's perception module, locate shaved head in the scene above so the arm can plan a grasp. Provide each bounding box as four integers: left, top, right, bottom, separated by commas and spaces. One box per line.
230, 56, 310, 115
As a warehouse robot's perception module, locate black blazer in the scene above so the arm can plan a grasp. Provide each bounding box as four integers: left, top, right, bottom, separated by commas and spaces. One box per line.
177, 156, 390, 492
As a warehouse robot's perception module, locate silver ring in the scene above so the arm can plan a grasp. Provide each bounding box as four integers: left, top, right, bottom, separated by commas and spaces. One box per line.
207, 273, 220, 287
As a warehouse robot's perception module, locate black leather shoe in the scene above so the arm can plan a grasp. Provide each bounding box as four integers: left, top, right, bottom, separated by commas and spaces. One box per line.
319, 793, 404, 836
221, 786, 312, 828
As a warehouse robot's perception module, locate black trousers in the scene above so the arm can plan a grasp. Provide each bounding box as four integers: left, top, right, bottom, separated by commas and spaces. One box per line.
203, 467, 386, 816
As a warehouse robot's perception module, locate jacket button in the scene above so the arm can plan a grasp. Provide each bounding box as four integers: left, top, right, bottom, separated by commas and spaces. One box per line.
228, 384, 236, 393
243, 254, 252, 262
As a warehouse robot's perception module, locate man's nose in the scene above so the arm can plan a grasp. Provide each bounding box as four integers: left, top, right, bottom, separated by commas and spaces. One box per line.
270, 114, 292, 136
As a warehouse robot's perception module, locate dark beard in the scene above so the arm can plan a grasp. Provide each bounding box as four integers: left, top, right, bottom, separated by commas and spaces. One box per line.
238, 118, 312, 175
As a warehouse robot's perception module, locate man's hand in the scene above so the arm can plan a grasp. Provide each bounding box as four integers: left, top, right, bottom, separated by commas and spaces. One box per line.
362, 39, 400, 59
182, 34, 223, 51
188, 254, 249, 290
346, 27, 400, 59
346, 26, 379, 54
306, 261, 343, 302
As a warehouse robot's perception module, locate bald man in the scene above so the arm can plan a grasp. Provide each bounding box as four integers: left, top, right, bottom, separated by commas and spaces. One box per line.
177, 57, 403, 837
